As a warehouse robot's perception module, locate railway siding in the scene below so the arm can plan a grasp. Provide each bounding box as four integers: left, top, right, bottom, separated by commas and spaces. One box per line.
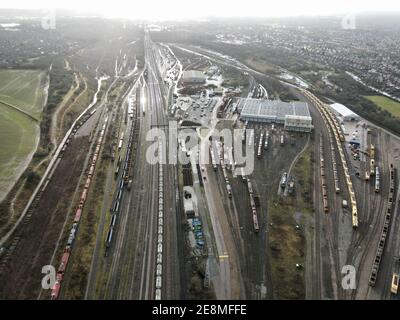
50, 117, 108, 299
302, 89, 358, 228
368, 163, 395, 286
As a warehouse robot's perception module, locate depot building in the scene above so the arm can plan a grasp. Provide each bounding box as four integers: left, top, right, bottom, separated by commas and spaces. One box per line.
329, 103, 360, 122
238, 98, 313, 132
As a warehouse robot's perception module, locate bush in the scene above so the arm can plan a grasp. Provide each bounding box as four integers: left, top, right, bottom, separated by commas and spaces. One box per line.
25, 170, 40, 188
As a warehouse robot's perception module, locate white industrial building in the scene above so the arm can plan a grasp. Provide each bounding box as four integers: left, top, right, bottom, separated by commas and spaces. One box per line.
238, 98, 313, 132
329, 103, 359, 122
284, 115, 313, 132
182, 70, 206, 85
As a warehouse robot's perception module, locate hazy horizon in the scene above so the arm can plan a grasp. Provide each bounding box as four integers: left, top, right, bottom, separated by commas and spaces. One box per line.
0, 0, 400, 20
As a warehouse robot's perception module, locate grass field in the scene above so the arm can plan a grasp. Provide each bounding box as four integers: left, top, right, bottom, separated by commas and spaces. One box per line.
0, 69, 46, 119
0, 69, 47, 201
364, 95, 400, 117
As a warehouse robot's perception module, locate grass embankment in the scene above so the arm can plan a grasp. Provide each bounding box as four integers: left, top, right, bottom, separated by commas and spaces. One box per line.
60, 76, 95, 137
268, 143, 314, 299
364, 95, 400, 118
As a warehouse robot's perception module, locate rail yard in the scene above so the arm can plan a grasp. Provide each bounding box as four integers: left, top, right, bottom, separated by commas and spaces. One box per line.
0, 14, 400, 304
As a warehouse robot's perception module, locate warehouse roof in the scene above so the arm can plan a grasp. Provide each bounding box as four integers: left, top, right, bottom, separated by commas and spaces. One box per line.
329, 103, 358, 118
285, 115, 312, 121
239, 99, 310, 119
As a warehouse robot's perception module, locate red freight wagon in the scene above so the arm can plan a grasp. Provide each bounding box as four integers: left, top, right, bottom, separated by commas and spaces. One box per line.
51, 281, 61, 300
74, 208, 83, 223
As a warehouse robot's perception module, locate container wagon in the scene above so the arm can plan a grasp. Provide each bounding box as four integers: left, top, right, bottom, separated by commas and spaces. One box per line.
252, 211, 259, 232
155, 289, 162, 300
374, 166, 380, 193
391, 273, 399, 294
51, 282, 61, 300
105, 228, 114, 250
370, 144, 375, 177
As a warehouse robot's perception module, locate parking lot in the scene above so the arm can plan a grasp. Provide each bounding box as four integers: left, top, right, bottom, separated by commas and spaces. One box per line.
174, 96, 219, 126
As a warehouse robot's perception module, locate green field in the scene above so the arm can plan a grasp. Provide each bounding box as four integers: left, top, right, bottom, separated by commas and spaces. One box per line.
0, 69, 47, 119
365, 95, 400, 117
0, 69, 47, 200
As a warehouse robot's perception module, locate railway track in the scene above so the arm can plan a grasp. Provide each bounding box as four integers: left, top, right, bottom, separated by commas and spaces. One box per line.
313, 135, 323, 299
301, 89, 358, 229
83, 39, 175, 300
93, 48, 169, 300
345, 130, 389, 299
0, 79, 108, 299
319, 131, 343, 299
368, 160, 396, 286
136, 35, 178, 300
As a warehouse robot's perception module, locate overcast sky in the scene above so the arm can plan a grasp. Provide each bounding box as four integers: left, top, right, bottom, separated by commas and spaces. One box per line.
1, 0, 400, 20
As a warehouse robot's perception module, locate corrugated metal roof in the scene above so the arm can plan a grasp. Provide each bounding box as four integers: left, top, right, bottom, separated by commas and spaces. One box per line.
329, 103, 358, 118
239, 98, 311, 120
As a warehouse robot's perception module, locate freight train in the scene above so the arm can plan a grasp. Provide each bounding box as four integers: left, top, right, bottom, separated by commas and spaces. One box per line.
369, 163, 395, 286
328, 132, 340, 193
319, 136, 329, 213
51, 119, 107, 300
302, 89, 357, 227
246, 178, 259, 232
154, 140, 165, 299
